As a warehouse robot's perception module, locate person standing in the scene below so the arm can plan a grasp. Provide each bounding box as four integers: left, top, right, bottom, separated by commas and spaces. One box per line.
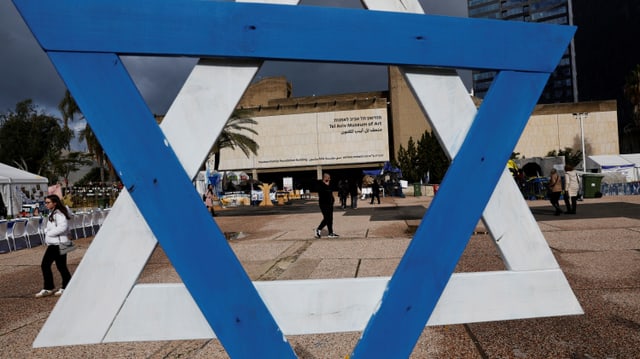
547, 168, 563, 215
0, 192, 6, 219
36, 194, 73, 298
315, 173, 339, 238
349, 176, 360, 209
564, 164, 580, 214
205, 184, 217, 217
338, 179, 349, 209
370, 179, 381, 204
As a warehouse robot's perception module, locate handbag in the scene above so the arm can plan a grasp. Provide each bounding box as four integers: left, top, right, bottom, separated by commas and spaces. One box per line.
51, 211, 76, 255
59, 240, 77, 255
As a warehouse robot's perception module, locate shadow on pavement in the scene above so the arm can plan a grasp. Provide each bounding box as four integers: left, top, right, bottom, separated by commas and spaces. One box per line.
218, 200, 427, 222
530, 201, 640, 221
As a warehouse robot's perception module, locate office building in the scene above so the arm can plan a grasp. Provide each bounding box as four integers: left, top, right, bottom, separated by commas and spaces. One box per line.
468, 0, 640, 151
202, 75, 616, 189
468, 0, 576, 104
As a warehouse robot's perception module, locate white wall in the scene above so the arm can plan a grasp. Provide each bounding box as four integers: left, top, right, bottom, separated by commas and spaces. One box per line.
219, 108, 389, 170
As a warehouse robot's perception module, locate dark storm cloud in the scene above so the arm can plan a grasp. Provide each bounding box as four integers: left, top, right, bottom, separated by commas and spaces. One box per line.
121, 57, 198, 115
1, 0, 469, 117
0, 0, 66, 114
254, 0, 470, 98
256, 61, 388, 98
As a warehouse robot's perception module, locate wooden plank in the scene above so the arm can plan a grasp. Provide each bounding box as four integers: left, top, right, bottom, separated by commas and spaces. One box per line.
14, 0, 574, 72
33, 190, 157, 347
352, 71, 551, 358
34, 0, 301, 350
403, 68, 559, 270
44, 52, 296, 358
34, 60, 264, 347
103, 270, 582, 341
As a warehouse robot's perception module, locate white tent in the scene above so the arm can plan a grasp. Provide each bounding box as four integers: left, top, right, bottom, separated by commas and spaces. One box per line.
0, 162, 49, 217
587, 155, 638, 182
620, 153, 640, 182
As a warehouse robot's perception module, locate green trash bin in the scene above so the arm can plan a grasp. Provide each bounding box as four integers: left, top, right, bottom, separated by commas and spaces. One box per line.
413, 183, 422, 197
98, 198, 108, 209
582, 174, 604, 198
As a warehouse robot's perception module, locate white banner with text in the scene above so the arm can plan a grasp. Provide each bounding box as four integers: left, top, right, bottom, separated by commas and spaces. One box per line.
219, 108, 389, 170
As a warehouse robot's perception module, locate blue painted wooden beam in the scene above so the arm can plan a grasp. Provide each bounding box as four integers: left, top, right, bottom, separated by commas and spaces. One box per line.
47, 51, 297, 359
350, 71, 550, 358
14, 0, 574, 72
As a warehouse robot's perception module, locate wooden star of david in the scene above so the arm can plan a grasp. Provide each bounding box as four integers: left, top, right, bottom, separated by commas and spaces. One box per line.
13, 0, 577, 357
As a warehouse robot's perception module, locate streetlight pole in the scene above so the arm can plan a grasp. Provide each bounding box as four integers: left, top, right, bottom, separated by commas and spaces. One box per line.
573, 112, 588, 172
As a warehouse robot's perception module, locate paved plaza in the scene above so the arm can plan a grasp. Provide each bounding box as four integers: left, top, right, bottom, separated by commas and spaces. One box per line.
1, 194, 639, 358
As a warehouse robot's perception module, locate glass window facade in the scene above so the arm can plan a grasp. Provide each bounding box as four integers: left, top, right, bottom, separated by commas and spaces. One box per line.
467, 0, 576, 104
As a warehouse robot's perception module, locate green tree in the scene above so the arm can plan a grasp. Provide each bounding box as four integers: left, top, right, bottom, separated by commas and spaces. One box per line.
0, 100, 72, 180
60, 90, 113, 183
58, 89, 81, 130
396, 131, 450, 184
210, 109, 259, 170
547, 147, 582, 167
78, 123, 112, 183
396, 136, 419, 182
419, 131, 450, 184
75, 167, 107, 186
52, 151, 94, 185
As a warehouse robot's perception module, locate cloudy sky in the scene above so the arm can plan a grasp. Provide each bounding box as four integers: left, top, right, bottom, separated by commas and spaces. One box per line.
1, 0, 468, 134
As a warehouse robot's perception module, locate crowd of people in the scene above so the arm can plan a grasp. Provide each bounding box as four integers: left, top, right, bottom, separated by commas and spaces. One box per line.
202, 172, 398, 240
315, 173, 397, 239
337, 178, 361, 210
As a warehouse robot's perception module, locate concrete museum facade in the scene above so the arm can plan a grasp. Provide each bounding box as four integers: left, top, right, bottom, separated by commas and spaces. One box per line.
213, 68, 618, 185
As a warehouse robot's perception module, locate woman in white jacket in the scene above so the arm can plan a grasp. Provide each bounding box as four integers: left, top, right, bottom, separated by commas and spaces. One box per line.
35, 194, 73, 298
564, 164, 581, 214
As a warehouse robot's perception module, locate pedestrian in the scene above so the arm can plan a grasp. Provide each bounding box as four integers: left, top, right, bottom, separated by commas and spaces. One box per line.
370, 179, 381, 204
564, 164, 580, 214
338, 179, 349, 209
547, 168, 563, 215
36, 194, 73, 298
349, 176, 360, 209
0, 192, 6, 219
315, 173, 339, 238
205, 184, 217, 217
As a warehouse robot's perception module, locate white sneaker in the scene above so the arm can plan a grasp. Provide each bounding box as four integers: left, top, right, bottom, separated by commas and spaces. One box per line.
35, 289, 53, 298
314, 229, 321, 239
328, 233, 339, 238
54, 288, 65, 296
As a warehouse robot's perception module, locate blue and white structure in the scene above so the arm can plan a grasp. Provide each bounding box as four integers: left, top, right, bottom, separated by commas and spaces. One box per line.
13, 0, 580, 357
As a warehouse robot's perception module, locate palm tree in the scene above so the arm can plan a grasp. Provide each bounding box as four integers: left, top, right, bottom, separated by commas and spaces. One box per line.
210, 109, 259, 170
58, 89, 80, 130
78, 124, 112, 183
59, 90, 112, 183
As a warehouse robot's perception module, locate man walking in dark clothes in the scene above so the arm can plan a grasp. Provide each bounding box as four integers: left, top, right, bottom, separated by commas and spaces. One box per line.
370, 179, 381, 204
315, 173, 339, 238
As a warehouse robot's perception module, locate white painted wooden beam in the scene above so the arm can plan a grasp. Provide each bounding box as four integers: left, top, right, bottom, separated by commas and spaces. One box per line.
103, 270, 581, 342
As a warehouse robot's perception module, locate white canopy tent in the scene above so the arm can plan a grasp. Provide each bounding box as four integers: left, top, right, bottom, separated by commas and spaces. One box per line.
0, 162, 48, 217
586, 155, 638, 183
620, 153, 640, 180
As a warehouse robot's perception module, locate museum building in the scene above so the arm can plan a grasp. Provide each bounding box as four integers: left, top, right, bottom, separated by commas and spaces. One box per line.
206, 67, 618, 189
